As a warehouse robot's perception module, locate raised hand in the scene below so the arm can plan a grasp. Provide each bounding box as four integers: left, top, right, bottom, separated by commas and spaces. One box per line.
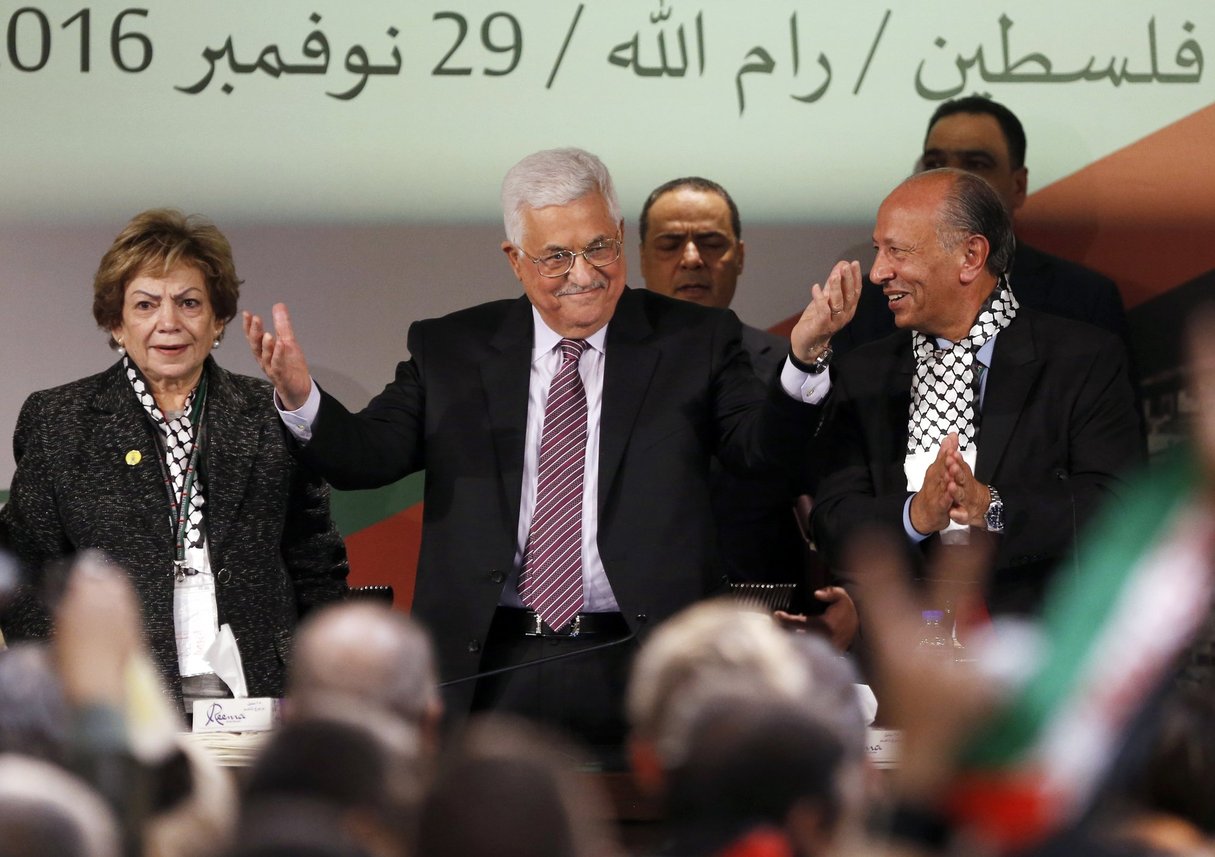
845, 528, 998, 800
53, 552, 143, 708
790, 260, 863, 363
243, 303, 313, 410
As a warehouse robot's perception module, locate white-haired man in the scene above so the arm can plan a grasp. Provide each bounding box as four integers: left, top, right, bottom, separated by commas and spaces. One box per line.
244, 148, 859, 752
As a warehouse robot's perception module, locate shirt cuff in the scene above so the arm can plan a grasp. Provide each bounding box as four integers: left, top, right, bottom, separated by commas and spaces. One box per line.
902, 495, 931, 543
275, 380, 319, 442
780, 357, 832, 405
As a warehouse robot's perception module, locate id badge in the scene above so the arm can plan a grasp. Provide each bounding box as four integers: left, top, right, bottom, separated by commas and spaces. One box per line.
174, 570, 219, 677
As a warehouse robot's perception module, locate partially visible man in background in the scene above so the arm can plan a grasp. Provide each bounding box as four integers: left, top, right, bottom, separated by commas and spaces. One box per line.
639, 177, 805, 588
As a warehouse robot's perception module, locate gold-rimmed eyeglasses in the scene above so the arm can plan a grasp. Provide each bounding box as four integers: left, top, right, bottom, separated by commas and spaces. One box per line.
519, 235, 622, 278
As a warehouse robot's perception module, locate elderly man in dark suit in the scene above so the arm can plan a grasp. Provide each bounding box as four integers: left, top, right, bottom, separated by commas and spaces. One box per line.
244, 148, 860, 752
638, 176, 858, 648
812, 169, 1142, 616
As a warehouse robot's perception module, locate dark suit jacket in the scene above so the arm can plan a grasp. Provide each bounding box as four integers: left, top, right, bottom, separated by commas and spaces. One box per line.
833, 242, 1130, 357
811, 308, 1143, 614
710, 324, 806, 585
297, 288, 822, 707
0, 358, 349, 699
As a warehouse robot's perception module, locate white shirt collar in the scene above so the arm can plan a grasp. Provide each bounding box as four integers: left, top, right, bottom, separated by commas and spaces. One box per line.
530, 306, 608, 361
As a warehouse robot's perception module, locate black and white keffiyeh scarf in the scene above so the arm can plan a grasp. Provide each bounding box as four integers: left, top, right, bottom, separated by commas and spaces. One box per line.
125, 357, 206, 550
907, 279, 1019, 454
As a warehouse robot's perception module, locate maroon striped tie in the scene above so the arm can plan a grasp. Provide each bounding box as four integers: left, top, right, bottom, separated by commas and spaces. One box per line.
520, 338, 589, 632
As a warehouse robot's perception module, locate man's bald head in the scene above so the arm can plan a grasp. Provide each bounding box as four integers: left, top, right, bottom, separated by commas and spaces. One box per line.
288, 603, 440, 729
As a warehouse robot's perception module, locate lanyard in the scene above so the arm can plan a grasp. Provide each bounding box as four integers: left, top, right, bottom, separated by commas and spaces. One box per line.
162, 376, 208, 579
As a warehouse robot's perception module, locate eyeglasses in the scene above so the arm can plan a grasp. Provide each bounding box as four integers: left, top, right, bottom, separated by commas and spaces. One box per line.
520, 236, 622, 278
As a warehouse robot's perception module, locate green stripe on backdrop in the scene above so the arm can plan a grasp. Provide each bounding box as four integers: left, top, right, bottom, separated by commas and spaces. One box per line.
328, 472, 425, 537
0, 479, 421, 536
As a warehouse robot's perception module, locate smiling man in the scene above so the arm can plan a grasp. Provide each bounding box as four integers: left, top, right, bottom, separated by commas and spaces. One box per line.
835, 96, 1130, 358
244, 148, 860, 755
811, 169, 1142, 617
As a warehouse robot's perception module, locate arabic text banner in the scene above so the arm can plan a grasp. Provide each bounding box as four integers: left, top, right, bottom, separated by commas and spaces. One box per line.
0, 0, 1209, 224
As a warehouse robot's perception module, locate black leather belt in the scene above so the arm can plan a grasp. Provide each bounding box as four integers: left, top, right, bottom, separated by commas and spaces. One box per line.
496, 608, 628, 638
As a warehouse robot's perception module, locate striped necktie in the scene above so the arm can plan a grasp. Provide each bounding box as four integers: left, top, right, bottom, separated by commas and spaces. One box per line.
520, 338, 589, 632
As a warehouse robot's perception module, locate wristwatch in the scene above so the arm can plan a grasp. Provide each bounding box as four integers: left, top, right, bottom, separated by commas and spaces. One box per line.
790, 345, 834, 375
984, 485, 1005, 532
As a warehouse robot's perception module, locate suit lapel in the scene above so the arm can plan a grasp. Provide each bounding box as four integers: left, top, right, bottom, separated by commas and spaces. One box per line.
741, 325, 774, 359
200, 362, 261, 560
482, 297, 534, 530
976, 314, 1041, 482
90, 362, 167, 536
599, 289, 658, 513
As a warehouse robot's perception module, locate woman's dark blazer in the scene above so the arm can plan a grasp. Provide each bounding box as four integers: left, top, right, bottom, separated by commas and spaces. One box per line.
0, 357, 349, 699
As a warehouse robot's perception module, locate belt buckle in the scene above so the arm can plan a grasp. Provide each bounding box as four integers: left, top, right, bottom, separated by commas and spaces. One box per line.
526, 611, 543, 636
523, 612, 582, 637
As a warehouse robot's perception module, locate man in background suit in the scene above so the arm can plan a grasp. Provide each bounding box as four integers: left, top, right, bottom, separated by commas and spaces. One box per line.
244, 148, 861, 753
835, 96, 1131, 356
812, 169, 1142, 616
638, 177, 857, 648
638, 177, 804, 586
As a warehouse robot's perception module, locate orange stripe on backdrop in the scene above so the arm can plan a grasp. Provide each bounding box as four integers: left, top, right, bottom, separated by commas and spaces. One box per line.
345, 504, 424, 613
1018, 101, 1215, 309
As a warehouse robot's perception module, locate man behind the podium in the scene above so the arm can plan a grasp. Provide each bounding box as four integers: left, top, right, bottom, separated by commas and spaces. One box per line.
244, 148, 860, 754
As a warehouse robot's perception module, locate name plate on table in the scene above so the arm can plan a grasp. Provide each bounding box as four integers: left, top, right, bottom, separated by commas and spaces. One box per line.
192, 697, 280, 733
866, 727, 902, 769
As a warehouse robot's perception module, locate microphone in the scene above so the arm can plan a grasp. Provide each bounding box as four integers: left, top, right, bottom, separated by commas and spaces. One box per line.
438, 622, 642, 688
